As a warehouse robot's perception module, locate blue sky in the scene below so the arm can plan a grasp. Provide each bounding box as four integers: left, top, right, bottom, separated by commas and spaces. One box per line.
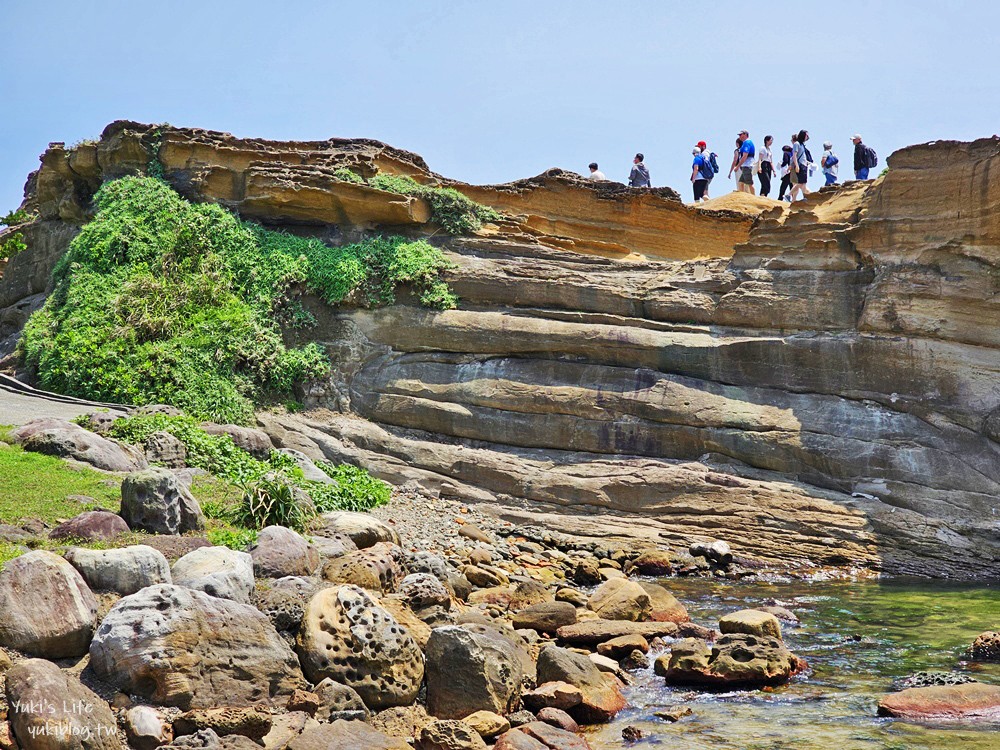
3, 0, 999, 210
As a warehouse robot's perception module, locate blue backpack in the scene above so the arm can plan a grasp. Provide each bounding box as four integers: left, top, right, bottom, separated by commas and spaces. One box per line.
708, 152, 720, 175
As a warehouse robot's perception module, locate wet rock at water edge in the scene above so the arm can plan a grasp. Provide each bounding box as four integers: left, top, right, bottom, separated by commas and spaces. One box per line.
966, 630, 1000, 662
658, 633, 807, 688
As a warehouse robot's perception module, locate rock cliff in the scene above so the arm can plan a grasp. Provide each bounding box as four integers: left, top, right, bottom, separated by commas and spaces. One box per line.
2, 122, 998, 579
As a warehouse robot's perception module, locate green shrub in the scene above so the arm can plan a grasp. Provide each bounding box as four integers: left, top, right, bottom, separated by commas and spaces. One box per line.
368, 173, 502, 234
207, 526, 257, 550
1, 208, 34, 261
233, 472, 312, 532
19, 176, 457, 422
311, 462, 391, 513
333, 167, 364, 184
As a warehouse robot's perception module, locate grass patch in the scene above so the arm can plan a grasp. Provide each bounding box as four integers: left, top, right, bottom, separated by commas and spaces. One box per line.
18, 176, 458, 424
368, 173, 502, 235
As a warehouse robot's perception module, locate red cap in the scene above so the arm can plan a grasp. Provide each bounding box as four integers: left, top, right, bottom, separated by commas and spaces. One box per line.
697, 141, 707, 148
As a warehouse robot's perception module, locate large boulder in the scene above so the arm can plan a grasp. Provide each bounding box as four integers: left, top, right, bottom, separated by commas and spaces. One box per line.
321, 542, 403, 593
318, 511, 400, 549
11, 418, 147, 472
313, 678, 369, 722
296, 585, 423, 710
65, 545, 172, 595
172, 547, 254, 603
416, 720, 488, 750
200, 423, 273, 460
555, 619, 680, 645
50, 510, 130, 542
535, 645, 625, 724
512, 602, 577, 633
5, 658, 121, 750
586, 579, 651, 622
144, 431, 188, 468
89, 584, 305, 708
966, 630, 1000, 662
0, 550, 98, 658
719, 609, 782, 639
398, 572, 452, 611
635, 582, 689, 623
125, 706, 173, 750
517, 722, 592, 750
425, 626, 524, 720
658, 634, 806, 688
254, 576, 320, 634
877, 683, 1000, 720
249, 526, 319, 578
286, 720, 410, 750
628, 548, 673, 576
120, 468, 205, 535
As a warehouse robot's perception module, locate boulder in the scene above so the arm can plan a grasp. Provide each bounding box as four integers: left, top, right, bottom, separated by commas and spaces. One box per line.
89, 584, 305, 708
536, 708, 579, 734
596, 634, 649, 659
50, 510, 130, 542
535, 645, 626, 723
659, 634, 806, 688
966, 630, 1000, 662
416, 720, 488, 750
586, 579, 651, 622
200, 424, 273, 459
5, 658, 121, 750
629, 548, 673, 576
310, 532, 358, 560
458, 523, 493, 544
877, 683, 1000, 720
494, 731, 548, 750
379, 595, 435, 650
425, 626, 524, 719
296, 585, 423, 709
508, 581, 553, 612
173, 708, 271, 741
635, 582, 689, 623
250, 526, 319, 578
522, 682, 583, 712
463, 565, 508, 589
11, 418, 146, 472
125, 706, 173, 750
555, 619, 679, 645
65, 545, 171, 595
313, 678, 369, 722
398, 572, 451, 610
285, 720, 410, 750
120, 468, 205, 535
260, 712, 318, 750
462, 711, 509, 739
145, 431, 188, 468
318, 511, 399, 548
0, 550, 98, 658
572, 559, 602, 587
254, 576, 321, 633
719, 609, 782, 639
172, 547, 254, 603
519, 722, 592, 750
512, 602, 577, 633
321, 542, 403, 593
554, 588, 589, 608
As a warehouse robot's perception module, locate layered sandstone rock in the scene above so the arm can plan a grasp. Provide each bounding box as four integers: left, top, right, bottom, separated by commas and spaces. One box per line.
3, 123, 999, 579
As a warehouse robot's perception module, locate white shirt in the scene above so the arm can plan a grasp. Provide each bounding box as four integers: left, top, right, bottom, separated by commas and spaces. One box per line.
587, 170, 607, 181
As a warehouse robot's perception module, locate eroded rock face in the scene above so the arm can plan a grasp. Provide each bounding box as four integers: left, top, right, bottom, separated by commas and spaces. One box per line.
0, 550, 98, 658
296, 585, 424, 709
535, 645, 625, 724
121, 468, 206, 535
65, 544, 171, 595
171, 547, 255, 603
659, 634, 806, 688
89, 584, 305, 708
321, 542, 404, 593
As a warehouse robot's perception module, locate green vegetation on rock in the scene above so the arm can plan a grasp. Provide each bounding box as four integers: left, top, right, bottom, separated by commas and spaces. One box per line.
1, 208, 35, 261
18, 176, 458, 423
368, 173, 503, 235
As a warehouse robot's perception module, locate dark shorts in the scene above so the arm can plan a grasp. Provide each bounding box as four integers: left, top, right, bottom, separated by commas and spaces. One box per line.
693, 179, 708, 201
796, 168, 808, 184
739, 167, 754, 185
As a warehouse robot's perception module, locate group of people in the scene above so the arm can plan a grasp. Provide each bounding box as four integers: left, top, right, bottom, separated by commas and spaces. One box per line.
585, 133, 878, 204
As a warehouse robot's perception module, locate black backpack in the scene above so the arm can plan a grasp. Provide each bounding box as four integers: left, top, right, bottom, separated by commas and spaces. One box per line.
708, 152, 720, 174
864, 146, 878, 168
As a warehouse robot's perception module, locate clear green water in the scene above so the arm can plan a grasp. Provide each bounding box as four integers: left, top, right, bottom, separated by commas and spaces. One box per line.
585, 578, 1000, 749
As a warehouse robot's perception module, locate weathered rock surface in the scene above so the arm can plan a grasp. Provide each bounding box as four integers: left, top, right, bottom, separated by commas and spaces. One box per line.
659, 633, 806, 688
285, 720, 410, 750
125, 706, 173, 750
65, 544, 171, 595
173, 708, 271, 740
535, 645, 625, 723
586, 579, 651, 622
877, 683, 1000, 720
10, 418, 146, 472
171, 547, 255, 603
296, 585, 423, 709
321, 542, 403, 592
425, 626, 524, 719
120, 468, 205, 535
416, 720, 488, 750
6, 123, 1000, 579
318, 511, 400, 548
719, 609, 782, 639
555, 620, 679, 645
89, 584, 305, 708
966, 630, 1000, 662
0, 550, 98, 658
249, 526, 319, 578
6, 659, 121, 750
50, 510, 130, 542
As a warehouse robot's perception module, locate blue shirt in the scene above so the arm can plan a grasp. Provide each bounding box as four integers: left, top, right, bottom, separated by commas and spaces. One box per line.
738, 139, 755, 167
693, 154, 712, 180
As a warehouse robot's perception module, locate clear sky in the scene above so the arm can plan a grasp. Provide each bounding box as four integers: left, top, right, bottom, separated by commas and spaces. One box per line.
3, 0, 999, 211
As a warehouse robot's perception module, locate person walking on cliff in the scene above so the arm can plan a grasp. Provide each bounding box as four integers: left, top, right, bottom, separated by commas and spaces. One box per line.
690, 146, 712, 203
821, 141, 839, 185
852, 134, 877, 180
729, 130, 756, 195
697, 141, 718, 199
629, 154, 651, 187
790, 130, 811, 201
587, 162, 607, 181
777, 136, 796, 201
755, 135, 775, 198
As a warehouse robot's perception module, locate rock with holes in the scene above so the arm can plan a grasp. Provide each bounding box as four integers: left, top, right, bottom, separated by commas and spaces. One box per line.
5, 658, 121, 750
399, 573, 452, 610
89, 584, 305, 708
967, 631, 1000, 662
11, 418, 147, 472
0, 550, 98, 658
286, 719, 410, 750
50, 510, 131, 542
318, 512, 400, 549
416, 720, 488, 750
145, 431, 188, 468
425, 626, 524, 720
250, 526, 320, 578
313, 678, 370, 722
173, 708, 271, 741
321, 542, 403, 593
254, 576, 321, 633
406, 551, 453, 583
295, 585, 423, 710
120, 468, 205, 535
65, 545, 172, 595
172, 547, 254, 603
660, 634, 806, 688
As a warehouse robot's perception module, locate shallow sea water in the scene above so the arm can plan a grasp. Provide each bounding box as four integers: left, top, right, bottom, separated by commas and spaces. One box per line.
584, 578, 1000, 749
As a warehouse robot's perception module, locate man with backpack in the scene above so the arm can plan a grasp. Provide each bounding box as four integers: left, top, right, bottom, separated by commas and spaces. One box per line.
852, 134, 877, 180
629, 153, 651, 188
690, 146, 713, 203
821, 141, 839, 186
698, 141, 719, 199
